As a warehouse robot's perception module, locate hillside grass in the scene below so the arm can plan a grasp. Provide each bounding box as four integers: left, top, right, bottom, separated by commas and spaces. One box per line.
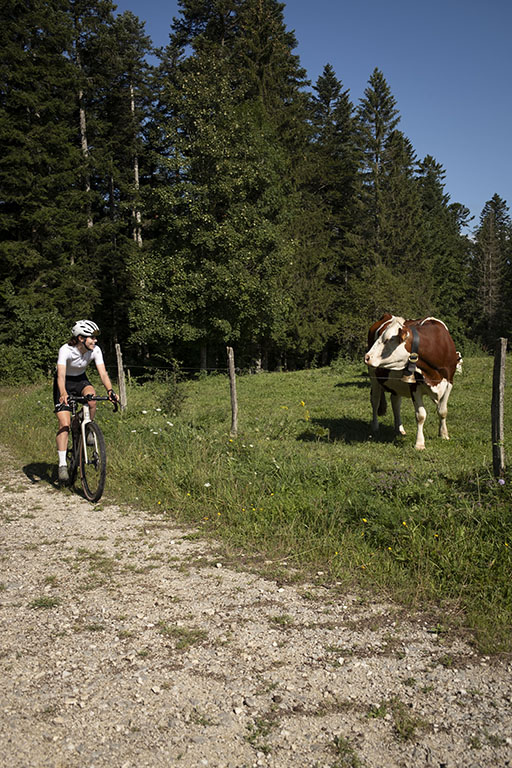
1, 356, 511, 653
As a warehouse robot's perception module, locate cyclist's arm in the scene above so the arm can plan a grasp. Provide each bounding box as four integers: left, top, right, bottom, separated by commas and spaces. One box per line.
96, 363, 119, 401
56, 364, 69, 405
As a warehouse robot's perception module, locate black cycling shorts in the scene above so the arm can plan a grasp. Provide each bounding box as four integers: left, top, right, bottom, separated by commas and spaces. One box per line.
53, 373, 93, 412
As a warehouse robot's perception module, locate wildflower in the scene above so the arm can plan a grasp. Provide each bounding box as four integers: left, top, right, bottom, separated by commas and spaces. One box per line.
362, 518, 368, 523
388, 547, 392, 551
204, 482, 211, 488
131, 429, 137, 433
156, 408, 161, 412
498, 478, 506, 486
300, 400, 305, 407
141, 410, 147, 414
166, 421, 174, 426
280, 406, 288, 410
402, 521, 407, 527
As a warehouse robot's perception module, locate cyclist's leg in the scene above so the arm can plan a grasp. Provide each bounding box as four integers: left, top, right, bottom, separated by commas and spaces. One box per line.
56, 410, 71, 451
81, 383, 97, 419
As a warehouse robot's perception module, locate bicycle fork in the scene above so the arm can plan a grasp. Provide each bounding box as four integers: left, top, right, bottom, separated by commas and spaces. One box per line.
80, 403, 96, 464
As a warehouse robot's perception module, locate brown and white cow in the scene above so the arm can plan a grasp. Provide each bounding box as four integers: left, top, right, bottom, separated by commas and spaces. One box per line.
364, 314, 461, 450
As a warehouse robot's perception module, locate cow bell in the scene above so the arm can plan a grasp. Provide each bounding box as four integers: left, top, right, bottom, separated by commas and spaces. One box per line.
401, 352, 419, 383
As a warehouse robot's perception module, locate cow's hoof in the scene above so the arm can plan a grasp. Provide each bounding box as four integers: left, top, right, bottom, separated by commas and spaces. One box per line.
415, 444, 425, 451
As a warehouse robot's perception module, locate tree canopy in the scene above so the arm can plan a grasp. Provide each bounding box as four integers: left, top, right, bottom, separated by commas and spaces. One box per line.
1, 0, 508, 381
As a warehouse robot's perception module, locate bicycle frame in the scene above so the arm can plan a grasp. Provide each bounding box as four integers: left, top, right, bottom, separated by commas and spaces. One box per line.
78, 401, 95, 465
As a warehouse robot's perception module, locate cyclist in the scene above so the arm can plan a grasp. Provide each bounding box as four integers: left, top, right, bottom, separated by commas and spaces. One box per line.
54, 320, 118, 483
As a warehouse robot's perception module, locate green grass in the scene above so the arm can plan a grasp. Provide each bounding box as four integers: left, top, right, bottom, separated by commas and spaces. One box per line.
1, 356, 512, 652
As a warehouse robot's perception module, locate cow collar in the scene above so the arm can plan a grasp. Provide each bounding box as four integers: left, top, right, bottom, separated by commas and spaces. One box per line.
404, 326, 420, 379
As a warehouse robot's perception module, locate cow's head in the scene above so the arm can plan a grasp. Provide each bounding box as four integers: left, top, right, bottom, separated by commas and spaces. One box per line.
364, 318, 411, 369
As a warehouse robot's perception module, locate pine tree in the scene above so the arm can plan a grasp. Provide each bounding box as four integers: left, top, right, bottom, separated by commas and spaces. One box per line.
355, 67, 400, 266
471, 194, 512, 345
131, 0, 312, 367
92, 10, 154, 346
416, 155, 471, 337
308, 64, 360, 275
0, 0, 94, 377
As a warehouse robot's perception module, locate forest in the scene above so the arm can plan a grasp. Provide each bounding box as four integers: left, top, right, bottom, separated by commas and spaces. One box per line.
1, 0, 511, 382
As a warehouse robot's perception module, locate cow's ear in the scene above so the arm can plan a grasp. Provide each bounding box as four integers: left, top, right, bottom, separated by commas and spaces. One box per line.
399, 327, 409, 342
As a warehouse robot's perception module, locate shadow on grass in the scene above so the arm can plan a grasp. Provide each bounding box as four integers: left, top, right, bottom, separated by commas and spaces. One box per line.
334, 380, 369, 390
298, 417, 398, 444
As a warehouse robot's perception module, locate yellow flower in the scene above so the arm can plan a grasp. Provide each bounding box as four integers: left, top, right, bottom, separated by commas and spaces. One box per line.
402, 521, 407, 527
362, 518, 368, 523
300, 400, 305, 407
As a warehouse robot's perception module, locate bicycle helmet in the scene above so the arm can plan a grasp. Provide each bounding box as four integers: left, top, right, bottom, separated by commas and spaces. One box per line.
72, 319, 100, 338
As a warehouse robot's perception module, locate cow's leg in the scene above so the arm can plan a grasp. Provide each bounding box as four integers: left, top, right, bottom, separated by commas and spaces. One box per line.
411, 390, 426, 450
436, 382, 452, 440
391, 393, 406, 435
369, 374, 385, 432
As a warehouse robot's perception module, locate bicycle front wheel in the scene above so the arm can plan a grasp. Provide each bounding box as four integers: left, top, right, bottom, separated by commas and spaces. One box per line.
80, 422, 107, 502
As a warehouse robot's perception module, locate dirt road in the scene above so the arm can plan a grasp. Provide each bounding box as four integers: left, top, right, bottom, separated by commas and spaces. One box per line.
1, 446, 511, 767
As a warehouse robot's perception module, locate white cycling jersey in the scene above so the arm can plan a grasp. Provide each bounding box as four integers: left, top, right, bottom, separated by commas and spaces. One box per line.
56, 343, 104, 376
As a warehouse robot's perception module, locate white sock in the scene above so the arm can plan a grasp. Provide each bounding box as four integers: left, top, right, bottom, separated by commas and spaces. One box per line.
58, 450, 67, 466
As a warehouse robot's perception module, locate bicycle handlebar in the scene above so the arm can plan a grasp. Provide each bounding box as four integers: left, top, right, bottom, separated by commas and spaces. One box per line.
68, 394, 119, 413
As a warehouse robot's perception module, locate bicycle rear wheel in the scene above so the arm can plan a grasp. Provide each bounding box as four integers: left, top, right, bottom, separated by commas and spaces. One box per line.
80, 422, 107, 502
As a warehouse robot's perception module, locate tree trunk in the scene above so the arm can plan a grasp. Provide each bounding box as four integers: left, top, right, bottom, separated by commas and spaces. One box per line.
130, 82, 142, 247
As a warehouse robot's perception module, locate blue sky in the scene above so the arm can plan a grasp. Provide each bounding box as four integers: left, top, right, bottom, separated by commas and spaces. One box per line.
114, 0, 512, 230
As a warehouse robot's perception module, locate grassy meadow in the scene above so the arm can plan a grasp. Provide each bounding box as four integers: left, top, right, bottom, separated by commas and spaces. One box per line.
1, 356, 511, 652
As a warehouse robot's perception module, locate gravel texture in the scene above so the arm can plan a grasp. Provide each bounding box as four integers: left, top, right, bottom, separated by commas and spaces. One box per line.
1, 445, 511, 768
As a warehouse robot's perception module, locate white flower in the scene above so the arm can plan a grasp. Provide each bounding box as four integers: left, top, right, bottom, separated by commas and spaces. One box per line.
131, 429, 137, 433
156, 408, 162, 412
166, 421, 174, 426
141, 410, 147, 414
204, 482, 211, 488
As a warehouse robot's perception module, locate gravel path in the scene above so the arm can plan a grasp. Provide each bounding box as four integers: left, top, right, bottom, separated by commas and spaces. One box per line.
1, 445, 511, 768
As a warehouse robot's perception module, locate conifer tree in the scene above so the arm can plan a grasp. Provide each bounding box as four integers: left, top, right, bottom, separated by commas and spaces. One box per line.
0, 0, 93, 376
355, 67, 400, 266
132, 0, 311, 367
416, 155, 471, 335
471, 194, 512, 344
308, 64, 360, 277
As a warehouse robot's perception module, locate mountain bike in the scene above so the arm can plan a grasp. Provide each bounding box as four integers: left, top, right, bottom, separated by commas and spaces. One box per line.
66, 394, 118, 502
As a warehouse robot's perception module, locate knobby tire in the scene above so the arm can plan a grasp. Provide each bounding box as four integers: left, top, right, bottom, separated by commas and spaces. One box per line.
80, 422, 107, 502
66, 427, 80, 487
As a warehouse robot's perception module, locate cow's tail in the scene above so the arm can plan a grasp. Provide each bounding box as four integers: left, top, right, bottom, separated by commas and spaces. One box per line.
377, 388, 387, 416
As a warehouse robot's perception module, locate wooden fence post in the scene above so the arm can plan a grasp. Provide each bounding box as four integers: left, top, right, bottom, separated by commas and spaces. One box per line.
115, 343, 127, 411
491, 337, 507, 477
227, 346, 238, 436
